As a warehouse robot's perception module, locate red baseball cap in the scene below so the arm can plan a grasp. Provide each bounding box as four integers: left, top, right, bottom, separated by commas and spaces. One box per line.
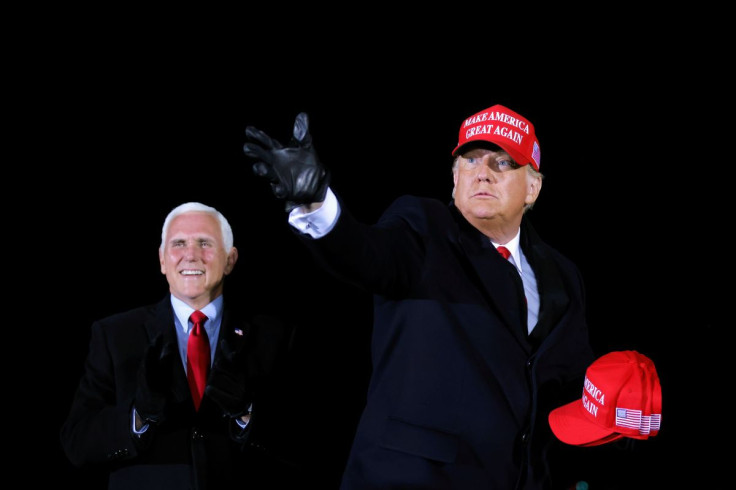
548, 350, 662, 446
452, 104, 541, 171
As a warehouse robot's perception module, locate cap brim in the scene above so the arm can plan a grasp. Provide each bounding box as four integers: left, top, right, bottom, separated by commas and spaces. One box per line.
548, 399, 617, 446
577, 432, 625, 447
452, 139, 532, 169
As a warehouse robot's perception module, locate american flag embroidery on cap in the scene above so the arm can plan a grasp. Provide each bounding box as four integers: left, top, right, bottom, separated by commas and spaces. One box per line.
531, 141, 541, 168
615, 408, 642, 430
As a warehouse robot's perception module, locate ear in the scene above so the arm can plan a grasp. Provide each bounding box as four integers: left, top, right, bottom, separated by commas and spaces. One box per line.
525, 174, 542, 205
159, 248, 166, 275
224, 247, 239, 275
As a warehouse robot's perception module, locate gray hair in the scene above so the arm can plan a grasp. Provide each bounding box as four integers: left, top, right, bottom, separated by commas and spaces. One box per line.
160, 202, 234, 253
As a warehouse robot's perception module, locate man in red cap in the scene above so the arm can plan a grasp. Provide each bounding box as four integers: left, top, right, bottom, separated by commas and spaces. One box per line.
244, 105, 595, 489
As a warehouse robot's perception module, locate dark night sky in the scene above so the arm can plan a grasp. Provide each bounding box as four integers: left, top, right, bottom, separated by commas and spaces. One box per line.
22, 22, 727, 488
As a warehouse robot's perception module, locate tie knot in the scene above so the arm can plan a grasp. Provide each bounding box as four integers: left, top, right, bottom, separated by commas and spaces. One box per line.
497, 246, 511, 260
190, 310, 208, 327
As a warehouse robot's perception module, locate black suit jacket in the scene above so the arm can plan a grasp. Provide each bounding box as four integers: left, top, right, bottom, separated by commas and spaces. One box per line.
60, 295, 295, 490
300, 195, 595, 490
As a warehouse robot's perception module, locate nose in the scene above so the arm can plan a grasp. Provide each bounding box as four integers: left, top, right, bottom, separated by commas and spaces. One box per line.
476, 156, 496, 181
183, 241, 202, 260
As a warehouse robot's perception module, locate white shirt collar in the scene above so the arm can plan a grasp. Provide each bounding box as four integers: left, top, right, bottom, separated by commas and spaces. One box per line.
170, 294, 223, 334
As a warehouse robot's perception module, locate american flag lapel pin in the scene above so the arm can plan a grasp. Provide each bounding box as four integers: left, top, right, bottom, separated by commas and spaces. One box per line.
234, 328, 243, 336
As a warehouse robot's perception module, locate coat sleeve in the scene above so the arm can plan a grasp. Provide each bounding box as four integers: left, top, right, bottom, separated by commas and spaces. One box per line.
60, 319, 140, 467
296, 194, 433, 297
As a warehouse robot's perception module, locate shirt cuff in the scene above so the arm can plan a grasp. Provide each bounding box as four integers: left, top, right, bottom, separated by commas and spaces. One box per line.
132, 408, 149, 436
288, 187, 340, 238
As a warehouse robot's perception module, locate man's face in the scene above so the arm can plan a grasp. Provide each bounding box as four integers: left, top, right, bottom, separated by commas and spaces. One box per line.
452, 147, 540, 228
159, 211, 237, 309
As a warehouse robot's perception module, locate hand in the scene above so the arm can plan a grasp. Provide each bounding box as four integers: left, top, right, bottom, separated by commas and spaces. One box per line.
244, 112, 330, 212
134, 334, 176, 426
205, 336, 252, 419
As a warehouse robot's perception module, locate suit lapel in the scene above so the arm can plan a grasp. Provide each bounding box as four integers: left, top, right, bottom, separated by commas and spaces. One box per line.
521, 221, 571, 345
143, 298, 191, 404
214, 304, 251, 362
447, 209, 531, 424
452, 208, 529, 348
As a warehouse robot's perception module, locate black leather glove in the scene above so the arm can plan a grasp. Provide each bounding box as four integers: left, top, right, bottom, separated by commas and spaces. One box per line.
134, 334, 177, 426
205, 336, 252, 419
244, 112, 330, 212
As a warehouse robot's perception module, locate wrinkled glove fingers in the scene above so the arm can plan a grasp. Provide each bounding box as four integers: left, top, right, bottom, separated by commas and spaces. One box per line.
245, 126, 283, 150
251, 161, 279, 182
243, 142, 275, 166
244, 126, 282, 176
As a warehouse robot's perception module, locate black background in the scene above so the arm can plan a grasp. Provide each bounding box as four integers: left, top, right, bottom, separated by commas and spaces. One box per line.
20, 14, 728, 489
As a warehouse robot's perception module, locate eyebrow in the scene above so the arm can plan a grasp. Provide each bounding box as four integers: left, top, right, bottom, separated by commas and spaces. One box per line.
169, 236, 216, 243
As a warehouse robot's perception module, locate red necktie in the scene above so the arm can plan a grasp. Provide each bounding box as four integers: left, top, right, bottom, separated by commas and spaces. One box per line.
497, 246, 511, 260
187, 310, 210, 411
